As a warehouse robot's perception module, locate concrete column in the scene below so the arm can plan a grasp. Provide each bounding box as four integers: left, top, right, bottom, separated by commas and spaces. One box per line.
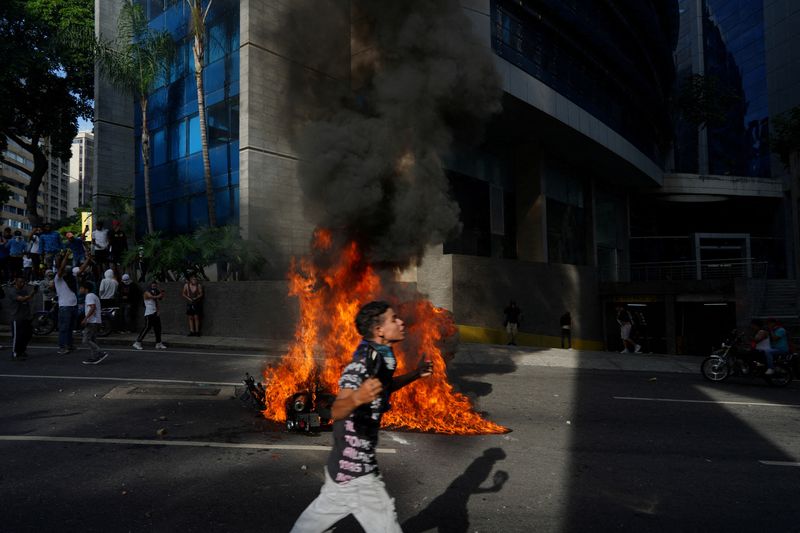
665, 294, 677, 354
585, 176, 597, 267
94, 0, 135, 220
514, 143, 547, 262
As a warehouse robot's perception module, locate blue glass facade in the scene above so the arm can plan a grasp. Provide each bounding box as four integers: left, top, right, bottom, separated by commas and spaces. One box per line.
704, 0, 770, 177
133, 0, 240, 235
490, 0, 678, 165
674, 0, 771, 177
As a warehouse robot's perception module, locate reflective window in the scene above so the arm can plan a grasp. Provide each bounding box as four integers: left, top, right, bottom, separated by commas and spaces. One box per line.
152, 128, 167, 166
138, 0, 240, 235
188, 115, 201, 154
169, 120, 186, 159
206, 96, 239, 145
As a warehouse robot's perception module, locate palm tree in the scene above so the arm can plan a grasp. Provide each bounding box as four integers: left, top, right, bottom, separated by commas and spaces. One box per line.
186, 0, 216, 227
95, 2, 173, 234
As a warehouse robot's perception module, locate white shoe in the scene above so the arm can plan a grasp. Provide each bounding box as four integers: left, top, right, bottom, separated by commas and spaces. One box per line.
132, 342, 143, 350
155, 343, 167, 350
634, 345, 642, 353
620, 349, 630, 354
764, 368, 775, 376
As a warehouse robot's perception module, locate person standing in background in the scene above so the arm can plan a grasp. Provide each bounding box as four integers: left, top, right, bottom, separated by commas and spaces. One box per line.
118, 273, 141, 333
109, 220, 128, 269
503, 300, 522, 346
40, 223, 62, 273
8, 276, 35, 361
181, 274, 204, 336
8, 230, 27, 278
560, 311, 572, 349
28, 225, 41, 279
92, 221, 110, 271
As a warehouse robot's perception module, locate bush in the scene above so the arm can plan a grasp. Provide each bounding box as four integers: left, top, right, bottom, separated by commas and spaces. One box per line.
120, 225, 265, 281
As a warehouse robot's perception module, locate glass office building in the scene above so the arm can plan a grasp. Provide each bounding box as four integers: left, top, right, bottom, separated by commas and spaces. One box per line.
673, 0, 771, 177
132, 0, 240, 235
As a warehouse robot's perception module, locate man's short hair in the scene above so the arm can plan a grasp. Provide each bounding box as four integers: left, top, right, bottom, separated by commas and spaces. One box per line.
355, 300, 391, 337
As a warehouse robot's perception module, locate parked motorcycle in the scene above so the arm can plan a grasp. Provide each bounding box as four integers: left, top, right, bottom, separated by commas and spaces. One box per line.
32, 297, 117, 337
701, 330, 795, 387
32, 297, 58, 336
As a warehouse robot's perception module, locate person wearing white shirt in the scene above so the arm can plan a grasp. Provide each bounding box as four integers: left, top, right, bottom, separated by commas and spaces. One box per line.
80, 282, 108, 365
92, 221, 110, 269
54, 250, 90, 354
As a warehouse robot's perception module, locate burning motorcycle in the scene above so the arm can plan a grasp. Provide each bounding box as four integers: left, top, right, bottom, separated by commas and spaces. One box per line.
240, 373, 335, 433
701, 331, 795, 387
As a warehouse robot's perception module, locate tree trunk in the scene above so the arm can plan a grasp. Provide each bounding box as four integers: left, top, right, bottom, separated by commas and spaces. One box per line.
24, 141, 47, 228
193, 26, 216, 227
141, 96, 154, 234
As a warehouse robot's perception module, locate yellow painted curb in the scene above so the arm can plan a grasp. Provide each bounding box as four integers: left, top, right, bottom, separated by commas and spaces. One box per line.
457, 325, 604, 351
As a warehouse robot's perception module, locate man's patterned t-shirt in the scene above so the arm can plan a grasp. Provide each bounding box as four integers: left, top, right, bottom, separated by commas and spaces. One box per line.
327, 340, 397, 483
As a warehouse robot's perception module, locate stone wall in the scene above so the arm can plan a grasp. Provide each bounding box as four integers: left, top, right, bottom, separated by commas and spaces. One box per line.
445, 255, 602, 341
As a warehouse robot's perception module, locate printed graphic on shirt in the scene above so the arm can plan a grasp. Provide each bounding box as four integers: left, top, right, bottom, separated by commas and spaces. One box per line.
327, 341, 397, 483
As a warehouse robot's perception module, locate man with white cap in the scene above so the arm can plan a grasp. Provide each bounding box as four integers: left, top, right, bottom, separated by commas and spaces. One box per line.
54, 250, 92, 354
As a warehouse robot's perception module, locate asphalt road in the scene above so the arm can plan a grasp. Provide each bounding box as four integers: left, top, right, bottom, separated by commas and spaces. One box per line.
1, 343, 799, 532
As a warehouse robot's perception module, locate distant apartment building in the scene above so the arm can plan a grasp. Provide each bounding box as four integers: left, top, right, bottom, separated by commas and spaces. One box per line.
69, 131, 94, 213
1, 137, 72, 231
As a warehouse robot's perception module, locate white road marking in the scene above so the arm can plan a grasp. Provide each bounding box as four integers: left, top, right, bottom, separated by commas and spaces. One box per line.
613, 396, 800, 408
23, 344, 281, 358
384, 433, 410, 445
0, 435, 396, 453
759, 460, 800, 467
0, 373, 240, 387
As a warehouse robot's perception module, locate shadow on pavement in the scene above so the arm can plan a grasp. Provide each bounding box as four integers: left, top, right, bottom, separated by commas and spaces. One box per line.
562, 363, 800, 531
401, 447, 509, 533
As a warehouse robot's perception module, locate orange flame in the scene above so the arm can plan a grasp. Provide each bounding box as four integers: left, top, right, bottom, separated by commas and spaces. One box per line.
261, 229, 507, 434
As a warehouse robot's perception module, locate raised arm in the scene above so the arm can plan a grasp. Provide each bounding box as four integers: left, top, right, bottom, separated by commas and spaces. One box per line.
390, 358, 433, 392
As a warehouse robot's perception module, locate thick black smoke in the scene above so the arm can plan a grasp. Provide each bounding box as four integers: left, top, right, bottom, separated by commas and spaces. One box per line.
282, 0, 501, 267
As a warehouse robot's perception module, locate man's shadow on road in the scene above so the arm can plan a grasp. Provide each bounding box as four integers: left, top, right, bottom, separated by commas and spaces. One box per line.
402, 447, 509, 533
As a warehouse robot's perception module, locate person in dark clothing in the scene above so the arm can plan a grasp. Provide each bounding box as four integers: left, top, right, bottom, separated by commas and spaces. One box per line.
290, 301, 433, 533
109, 220, 128, 266
560, 311, 572, 349
8, 276, 35, 360
503, 300, 522, 345
118, 273, 141, 332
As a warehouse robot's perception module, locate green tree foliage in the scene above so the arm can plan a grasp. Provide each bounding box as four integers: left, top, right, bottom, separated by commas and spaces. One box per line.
677, 74, 741, 129
771, 106, 800, 169
0, 0, 93, 227
121, 226, 265, 282
95, 2, 174, 234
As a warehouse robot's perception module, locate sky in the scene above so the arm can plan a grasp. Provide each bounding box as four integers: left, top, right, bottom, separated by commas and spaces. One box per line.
78, 117, 93, 132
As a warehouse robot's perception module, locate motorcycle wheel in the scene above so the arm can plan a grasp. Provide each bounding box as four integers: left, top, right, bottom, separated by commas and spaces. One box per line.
701, 357, 730, 382
32, 315, 56, 336
765, 366, 793, 388
97, 317, 113, 337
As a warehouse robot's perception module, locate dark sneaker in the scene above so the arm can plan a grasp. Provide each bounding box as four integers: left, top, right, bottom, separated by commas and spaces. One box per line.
82, 352, 109, 365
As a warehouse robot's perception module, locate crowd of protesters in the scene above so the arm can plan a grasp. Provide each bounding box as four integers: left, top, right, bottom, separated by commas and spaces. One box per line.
3, 220, 206, 364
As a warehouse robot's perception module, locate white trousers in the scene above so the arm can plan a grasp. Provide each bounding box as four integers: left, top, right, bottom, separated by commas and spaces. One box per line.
290, 469, 402, 533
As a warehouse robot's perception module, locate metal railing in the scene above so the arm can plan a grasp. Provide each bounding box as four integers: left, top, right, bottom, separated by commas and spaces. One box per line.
599, 258, 769, 283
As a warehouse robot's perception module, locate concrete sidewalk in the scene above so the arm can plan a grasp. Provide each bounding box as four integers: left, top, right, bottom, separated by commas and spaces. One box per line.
454, 343, 702, 374
0, 324, 704, 374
